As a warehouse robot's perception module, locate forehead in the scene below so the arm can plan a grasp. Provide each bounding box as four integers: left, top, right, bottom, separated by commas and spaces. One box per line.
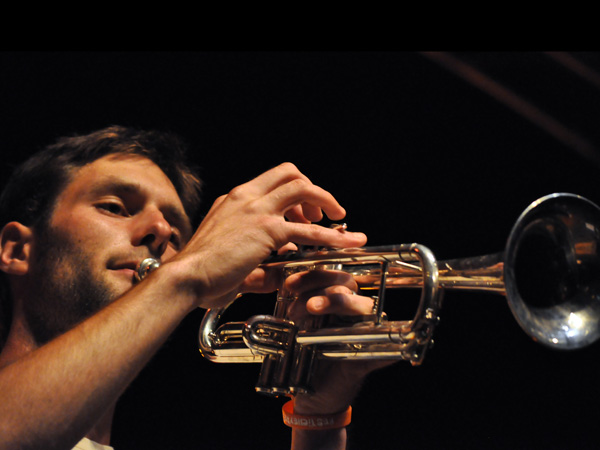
55, 154, 191, 232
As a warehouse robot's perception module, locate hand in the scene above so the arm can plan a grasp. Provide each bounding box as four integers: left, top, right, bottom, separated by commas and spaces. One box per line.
283, 269, 393, 416
165, 163, 367, 309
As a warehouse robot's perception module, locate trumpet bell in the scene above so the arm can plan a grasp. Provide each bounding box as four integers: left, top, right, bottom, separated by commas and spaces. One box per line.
505, 193, 600, 349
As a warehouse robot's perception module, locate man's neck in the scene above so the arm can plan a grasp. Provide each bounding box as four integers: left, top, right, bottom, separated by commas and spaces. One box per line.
0, 319, 37, 369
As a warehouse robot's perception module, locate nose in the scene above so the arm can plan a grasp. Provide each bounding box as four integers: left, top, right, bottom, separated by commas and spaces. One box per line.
132, 208, 173, 258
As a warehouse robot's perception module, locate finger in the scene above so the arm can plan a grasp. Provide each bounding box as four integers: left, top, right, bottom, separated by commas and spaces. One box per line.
283, 198, 325, 224
284, 204, 312, 224
285, 202, 326, 224
265, 178, 346, 222
281, 222, 367, 249
239, 266, 284, 294
306, 289, 375, 316
238, 162, 314, 197
300, 202, 324, 223
285, 270, 358, 294
277, 242, 298, 254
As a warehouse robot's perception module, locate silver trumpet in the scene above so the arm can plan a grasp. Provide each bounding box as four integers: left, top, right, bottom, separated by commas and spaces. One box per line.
138, 193, 600, 396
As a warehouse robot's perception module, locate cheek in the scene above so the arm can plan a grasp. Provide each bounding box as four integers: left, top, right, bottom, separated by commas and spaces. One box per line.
56, 223, 128, 269
51, 209, 108, 243
73, 226, 116, 251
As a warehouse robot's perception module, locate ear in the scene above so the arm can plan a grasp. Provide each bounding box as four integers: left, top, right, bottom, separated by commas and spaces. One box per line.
0, 222, 34, 275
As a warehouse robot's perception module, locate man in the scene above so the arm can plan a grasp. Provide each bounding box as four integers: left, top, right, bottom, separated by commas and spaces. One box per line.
0, 126, 377, 449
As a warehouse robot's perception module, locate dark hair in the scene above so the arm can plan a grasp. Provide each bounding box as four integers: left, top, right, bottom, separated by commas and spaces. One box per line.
0, 125, 203, 347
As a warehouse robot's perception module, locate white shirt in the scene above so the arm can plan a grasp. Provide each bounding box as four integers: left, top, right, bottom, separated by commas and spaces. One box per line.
73, 437, 114, 450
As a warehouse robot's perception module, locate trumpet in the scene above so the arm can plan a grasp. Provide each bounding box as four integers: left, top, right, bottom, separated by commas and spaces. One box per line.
138, 193, 600, 396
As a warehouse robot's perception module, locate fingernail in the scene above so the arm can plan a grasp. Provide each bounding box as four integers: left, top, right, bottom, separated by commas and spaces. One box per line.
312, 298, 324, 310
331, 223, 348, 232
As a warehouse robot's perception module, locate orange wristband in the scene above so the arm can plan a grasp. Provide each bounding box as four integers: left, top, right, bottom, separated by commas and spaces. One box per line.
282, 399, 352, 430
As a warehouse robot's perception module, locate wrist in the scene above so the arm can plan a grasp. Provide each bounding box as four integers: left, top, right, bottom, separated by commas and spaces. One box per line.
144, 258, 200, 313
291, 390, 353, 417
282, 399, 352, 431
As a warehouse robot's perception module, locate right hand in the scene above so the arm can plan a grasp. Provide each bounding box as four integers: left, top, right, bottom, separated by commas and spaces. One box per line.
165, 163, 367, 309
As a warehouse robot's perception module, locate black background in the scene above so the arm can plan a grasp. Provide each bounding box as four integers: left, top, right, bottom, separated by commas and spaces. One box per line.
2, 51, 600, 449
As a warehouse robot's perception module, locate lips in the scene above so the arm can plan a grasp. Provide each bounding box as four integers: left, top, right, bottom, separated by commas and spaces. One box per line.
110, 261, 138, 270
109, 261, 140, 280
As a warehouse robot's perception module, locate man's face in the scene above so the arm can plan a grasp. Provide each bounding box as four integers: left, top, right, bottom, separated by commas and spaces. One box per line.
24, 154, 192, 344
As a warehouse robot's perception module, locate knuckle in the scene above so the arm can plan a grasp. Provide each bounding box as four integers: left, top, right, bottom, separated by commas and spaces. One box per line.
227, 185, 247, 201
288, 177, 310, 192
259, 216, 289, 247
213, 194, 228, 205
328, 285, 349, 296
278, 162, 299, 173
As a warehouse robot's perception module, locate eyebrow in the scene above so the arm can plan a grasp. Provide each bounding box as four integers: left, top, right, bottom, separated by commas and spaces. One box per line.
88, 176, 193, 238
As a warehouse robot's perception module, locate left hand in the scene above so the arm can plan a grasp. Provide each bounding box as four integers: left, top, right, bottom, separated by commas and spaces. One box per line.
283, 269, 393, 415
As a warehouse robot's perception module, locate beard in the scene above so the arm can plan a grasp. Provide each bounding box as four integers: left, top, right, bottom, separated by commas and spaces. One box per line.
24, 224, 120, 346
